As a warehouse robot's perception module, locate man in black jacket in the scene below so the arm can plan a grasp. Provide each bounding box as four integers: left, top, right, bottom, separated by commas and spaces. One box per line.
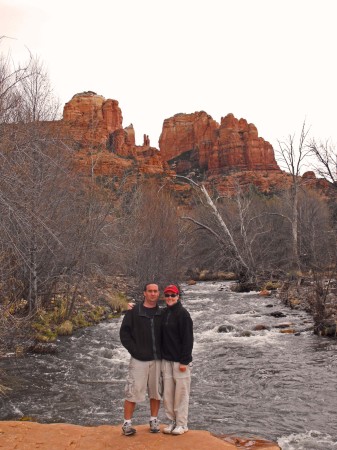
119, 283, 162, 436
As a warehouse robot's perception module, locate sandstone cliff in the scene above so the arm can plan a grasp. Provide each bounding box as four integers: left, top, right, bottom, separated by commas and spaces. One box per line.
55, 92, 337, 200
159, 111, 280, 175
59, 92, 281, 182
5, 91, 330, 199
61, 91, 165, 180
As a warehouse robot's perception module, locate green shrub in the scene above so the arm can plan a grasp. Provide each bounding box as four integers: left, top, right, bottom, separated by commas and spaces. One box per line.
72, 313, 90, 329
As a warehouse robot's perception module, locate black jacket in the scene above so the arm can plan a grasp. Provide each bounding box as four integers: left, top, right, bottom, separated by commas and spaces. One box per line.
161, 301, 193, 365
120, 302, 162, 361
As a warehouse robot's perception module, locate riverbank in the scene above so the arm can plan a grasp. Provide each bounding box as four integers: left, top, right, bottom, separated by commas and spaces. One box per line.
0, 275, 137, 358
0, 422, 280, 450
277, 276, 337, 337
2, 272, 336, 359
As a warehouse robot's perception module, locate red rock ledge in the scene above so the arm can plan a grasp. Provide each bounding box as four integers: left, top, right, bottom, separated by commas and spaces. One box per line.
0, 422, 280, 449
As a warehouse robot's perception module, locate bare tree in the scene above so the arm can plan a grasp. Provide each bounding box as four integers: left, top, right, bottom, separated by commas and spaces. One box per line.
0, 42, 117, 319
115, 182, 183, 288
297, 189, 335, 270
0, 37, 33, 123
308, 139, 337, 186
276, 123, 311, 272
16, 56, 61, 122
176, 176, 260, 284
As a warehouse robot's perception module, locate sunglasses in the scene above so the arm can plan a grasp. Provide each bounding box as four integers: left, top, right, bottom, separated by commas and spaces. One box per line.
164, 293, 177, 298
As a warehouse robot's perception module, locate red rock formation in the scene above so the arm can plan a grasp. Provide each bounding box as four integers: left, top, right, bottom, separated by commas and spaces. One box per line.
213, 114, 278, 172
302, 171, 316, 180
143, 134, 150, 146
47, 92, 286, 188
125, 124, 136, 146
159, 111, 218, 164
61, 92, 164, 177
159, 111, 280, 174
61, 93, 280, 180
2, 92, 331, 200
63, 91, 123, 147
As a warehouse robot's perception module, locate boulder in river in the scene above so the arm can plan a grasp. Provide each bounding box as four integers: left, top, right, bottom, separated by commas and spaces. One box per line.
254, 324, 270, 331
28, 343, 58, 354
274, 323, 293, 329
218, 324, 235, 333
259, 289, 272, 296
269, 311, 287, 318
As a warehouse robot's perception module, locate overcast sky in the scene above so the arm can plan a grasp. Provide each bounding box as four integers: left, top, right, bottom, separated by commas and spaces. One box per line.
1, 0, 336, 152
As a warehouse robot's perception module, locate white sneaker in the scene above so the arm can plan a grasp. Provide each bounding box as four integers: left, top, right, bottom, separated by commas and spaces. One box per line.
163, 422, 176, 434
172, 425, 188, 435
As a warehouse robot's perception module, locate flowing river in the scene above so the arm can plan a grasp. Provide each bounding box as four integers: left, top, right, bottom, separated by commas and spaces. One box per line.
1, 281, 337, 449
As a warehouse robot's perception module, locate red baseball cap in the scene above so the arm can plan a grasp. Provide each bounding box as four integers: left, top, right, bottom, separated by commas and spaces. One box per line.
164, 284, 179, 294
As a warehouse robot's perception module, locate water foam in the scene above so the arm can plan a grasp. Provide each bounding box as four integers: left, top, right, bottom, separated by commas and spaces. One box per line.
278, 430, 337, 450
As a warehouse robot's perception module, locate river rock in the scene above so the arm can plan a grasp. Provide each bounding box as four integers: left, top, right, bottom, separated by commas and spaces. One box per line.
274, 323, 293, 329
238, 330, 253, 337
28, 343, 58, 354
218, 324, 235, 333
269, 311, 287, 318
230, 282, 257, 292
254, 324, 270, 331
259, 289, 272, 296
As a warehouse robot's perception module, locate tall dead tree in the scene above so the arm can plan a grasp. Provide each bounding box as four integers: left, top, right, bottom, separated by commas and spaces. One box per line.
177, 176, 255, 284
308, 139, 337, 186
276, 123, 311, 272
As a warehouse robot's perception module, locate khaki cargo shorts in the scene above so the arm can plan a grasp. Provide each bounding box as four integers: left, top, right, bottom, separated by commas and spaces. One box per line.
125, 357, 162, 403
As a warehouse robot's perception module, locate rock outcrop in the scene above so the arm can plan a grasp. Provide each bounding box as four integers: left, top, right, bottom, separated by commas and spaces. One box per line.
159, 111, 219, 165
58, 93, 336, 199
60, 92, 281, 181
0, 422, 280, 450
63, 91, 123, 147
159, 112, 280, 175
63, 91, 137, 157
60, 92, 165, 178
5, 91, 331, 198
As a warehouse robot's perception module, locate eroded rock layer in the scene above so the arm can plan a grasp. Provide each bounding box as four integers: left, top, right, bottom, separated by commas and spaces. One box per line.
159, 111, 280, 174
32, 91, 288, 192
61, 91, 165, 177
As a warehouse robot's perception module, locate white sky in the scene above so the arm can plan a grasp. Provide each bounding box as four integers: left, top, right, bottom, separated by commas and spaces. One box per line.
1, 0, 337, 151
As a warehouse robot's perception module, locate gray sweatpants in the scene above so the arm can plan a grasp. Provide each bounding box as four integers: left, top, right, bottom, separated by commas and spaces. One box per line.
161, 359, 191, 427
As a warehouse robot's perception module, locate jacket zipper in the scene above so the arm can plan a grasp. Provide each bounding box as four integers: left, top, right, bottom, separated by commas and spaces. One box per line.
150, 318, 158, 359
166, 310, 171, 326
